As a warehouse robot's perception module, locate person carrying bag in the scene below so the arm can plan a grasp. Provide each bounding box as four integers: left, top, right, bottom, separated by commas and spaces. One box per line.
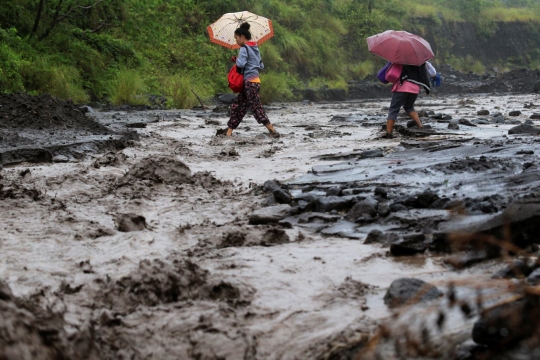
223, 22, 279, 138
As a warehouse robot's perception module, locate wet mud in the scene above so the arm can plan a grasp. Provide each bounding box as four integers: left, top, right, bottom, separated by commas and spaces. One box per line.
2, 91, 540, 359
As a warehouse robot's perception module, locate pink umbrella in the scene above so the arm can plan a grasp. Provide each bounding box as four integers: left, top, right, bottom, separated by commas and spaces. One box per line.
366, 30, 434, 66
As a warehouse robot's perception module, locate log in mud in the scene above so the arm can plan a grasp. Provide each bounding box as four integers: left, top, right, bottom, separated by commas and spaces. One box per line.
1, 89, 540, 359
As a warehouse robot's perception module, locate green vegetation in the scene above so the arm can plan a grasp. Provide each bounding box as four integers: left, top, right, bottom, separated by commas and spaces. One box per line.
1, 0, 540, 107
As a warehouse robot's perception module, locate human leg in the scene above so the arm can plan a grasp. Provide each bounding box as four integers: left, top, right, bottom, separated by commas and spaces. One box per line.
244, 82, 278, 136
226, 91, 249, 135
404, 93, 422, 128
386, 92, 408, 137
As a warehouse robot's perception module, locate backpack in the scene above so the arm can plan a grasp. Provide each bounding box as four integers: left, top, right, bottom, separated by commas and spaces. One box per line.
228, 45, 248, 93
385, 63, 403, 84
377, 62, 392, 84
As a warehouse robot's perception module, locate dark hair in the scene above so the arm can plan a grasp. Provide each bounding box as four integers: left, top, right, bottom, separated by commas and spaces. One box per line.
234, 22, 252, 40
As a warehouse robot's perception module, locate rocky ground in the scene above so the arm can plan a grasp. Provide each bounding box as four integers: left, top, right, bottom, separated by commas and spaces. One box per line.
1, 82, 540, 359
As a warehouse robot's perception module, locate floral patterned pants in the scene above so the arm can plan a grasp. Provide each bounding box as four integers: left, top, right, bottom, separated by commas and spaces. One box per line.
227, 82, 270, 129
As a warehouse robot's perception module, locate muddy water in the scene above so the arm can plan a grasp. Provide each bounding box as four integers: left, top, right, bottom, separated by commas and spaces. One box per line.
1, 93, 539, 359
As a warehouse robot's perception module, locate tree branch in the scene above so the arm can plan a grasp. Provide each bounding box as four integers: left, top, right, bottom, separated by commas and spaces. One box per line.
32, 0, 46, 35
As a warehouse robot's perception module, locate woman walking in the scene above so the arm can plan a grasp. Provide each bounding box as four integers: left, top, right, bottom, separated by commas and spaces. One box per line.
383, 62, 433, 139
225, 22, 279, 137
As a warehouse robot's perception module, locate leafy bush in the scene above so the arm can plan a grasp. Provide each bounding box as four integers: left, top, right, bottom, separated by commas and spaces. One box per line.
109, 69, 147, 105
0, 43, 26, 92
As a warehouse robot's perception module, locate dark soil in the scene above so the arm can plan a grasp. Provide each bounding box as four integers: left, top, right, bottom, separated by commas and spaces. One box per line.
0, 93, 109, 133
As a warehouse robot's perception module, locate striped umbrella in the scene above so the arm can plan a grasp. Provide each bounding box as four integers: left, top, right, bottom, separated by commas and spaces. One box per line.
207, 11, 274, 49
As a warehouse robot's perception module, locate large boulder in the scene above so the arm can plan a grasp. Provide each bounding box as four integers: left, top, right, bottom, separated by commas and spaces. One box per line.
508, 124, 540, 135
383, 278, 442, 308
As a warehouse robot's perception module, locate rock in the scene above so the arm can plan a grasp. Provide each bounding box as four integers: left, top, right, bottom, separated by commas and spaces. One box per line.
442, 114, 452, 120
263, 180, 292, 204
492, 260, 533, 279
448, 121, 460, 130
516, 150, 534, 155
218, 93, 237, 104
492, 115, 505, 124
383, 278, 443, 308
430, 197, 451, 209
390, 203, 408, 212
508, 124, 540, 135
390, 233, 427, 256
423, 124, 432, 129
534, 80, 540, 93
249, 204, 293, 225
314, 196, 356, 213
377, 201, 391, 217
527, 268, 540, 285
52, 154, 69, 163
404, 190, 439, 209
364, 229, 398, 245
508, 110, 521, 116
417, 110, 429, 118
407, 120, 417, 128
477, 110, 490, 116
346, 199, 378, 221
360, 149, 384, 159
524, 119, 534, 125
325, 187, 342, 196
473, 118, 490, 125
530, 113, 540, 120
430, 113, 449, 120
458, 118, 477, 127
472, 297, 540, 348
397, 127, 435, 137
374, 187, 387, 198
116, 214, 146, 232
506, 119, 521, 125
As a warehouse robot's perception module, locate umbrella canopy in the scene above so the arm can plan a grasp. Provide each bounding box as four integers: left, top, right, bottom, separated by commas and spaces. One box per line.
207, 11, 274, 49
366, 30, 434, 66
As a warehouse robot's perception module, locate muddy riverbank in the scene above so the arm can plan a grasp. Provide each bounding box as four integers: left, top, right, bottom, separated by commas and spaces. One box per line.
1, 91, 540, 359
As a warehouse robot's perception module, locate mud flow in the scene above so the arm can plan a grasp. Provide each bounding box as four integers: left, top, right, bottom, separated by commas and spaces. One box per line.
2, 91, 540, 359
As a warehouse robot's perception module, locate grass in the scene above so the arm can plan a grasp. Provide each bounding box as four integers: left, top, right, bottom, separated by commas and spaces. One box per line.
21, 57, 89, 103
259, 72, 297, 104
447, 55, 486, 75
110, 69, 147, 106
350, 60, 376, 80
164, 74, 209, 109
482, 7, 540, 22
